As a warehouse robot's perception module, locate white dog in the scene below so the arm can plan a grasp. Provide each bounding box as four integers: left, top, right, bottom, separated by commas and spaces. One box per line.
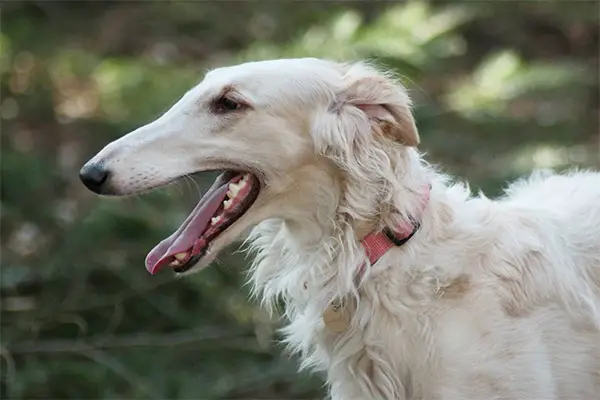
80, 58, 600, 399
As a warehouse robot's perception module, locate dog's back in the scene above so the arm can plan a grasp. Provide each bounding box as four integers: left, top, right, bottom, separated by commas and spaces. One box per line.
490, 170, 600, 398
504, 170, 600, 299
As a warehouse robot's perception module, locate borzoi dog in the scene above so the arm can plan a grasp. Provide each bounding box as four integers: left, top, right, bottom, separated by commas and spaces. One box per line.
80, 58, 600, 400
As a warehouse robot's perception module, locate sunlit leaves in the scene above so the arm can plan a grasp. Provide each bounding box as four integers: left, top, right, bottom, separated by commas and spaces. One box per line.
446, 50, 588, 120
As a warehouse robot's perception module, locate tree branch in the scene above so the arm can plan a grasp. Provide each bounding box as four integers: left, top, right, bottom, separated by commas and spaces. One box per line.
5, 328, 268, 355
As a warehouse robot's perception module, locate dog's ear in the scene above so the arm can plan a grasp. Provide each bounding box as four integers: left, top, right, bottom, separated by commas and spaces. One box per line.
312, 63, 419, 173
338, 63, 419, 147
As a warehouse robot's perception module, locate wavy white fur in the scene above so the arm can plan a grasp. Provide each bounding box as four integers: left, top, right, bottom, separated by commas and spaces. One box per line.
84, 58, 600, 400
245, 63, 600, 399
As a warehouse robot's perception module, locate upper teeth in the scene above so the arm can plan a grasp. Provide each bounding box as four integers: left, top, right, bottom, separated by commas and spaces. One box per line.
224, 176, 250, 209
211, 216, 221, 225
227, 183, 241, 199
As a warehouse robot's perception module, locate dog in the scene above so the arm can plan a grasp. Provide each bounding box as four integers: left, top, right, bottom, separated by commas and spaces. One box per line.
80, 58, 600, 400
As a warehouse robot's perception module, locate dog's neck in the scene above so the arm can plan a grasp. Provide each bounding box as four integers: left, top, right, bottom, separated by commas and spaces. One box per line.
248, 147, 434, 312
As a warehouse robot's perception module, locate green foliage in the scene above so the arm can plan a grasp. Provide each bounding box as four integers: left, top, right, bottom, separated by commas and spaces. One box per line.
1, 1, 598, 399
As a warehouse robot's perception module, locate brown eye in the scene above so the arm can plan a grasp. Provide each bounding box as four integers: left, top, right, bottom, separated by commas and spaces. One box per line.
213, 96, 242, 113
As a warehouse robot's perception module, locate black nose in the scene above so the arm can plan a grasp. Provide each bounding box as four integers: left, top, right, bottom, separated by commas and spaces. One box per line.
79, 163, 109, 194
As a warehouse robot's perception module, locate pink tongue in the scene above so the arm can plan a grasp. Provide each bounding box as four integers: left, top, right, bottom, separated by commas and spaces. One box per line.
145, 180, 229, 275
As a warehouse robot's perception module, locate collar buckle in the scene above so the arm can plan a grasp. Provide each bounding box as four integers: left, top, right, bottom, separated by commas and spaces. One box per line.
383, 220, 420, 247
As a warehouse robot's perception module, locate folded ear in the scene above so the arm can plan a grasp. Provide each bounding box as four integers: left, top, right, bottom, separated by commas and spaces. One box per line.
340, 63, 419, 147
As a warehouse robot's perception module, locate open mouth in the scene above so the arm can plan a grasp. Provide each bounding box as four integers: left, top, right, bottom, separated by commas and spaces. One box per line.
145, 170, 260, 275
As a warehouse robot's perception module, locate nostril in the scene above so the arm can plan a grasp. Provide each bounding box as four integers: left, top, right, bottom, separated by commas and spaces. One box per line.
79, 164, 110, 194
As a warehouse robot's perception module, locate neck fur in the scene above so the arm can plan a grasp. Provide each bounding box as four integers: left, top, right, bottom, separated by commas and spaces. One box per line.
247, 145, 435, 314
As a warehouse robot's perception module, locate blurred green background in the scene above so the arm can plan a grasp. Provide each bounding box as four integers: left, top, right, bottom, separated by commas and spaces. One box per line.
1, 1, 598, 399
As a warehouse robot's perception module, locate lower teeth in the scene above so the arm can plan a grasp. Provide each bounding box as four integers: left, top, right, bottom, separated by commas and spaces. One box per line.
174, 252, 188, 261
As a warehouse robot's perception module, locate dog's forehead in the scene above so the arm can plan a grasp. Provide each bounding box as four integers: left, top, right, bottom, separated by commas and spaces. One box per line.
200, 58, 341, 103
208, 58, 336, 81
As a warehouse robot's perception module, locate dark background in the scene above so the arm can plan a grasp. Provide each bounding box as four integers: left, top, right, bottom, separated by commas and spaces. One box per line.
1, 1, 599, 399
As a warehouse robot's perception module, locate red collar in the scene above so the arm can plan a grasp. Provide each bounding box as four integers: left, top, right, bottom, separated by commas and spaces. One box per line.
359, 184, 431, 276
361, 224, 419, 266
303, 184, 431, 291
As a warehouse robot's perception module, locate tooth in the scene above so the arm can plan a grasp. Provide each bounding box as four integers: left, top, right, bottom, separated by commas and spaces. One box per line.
211, 216, 221, 226
170, 260, 181, 266
228, 183, 240, 198
174, 252, 188, 261
223, 199, 232, 209
242, 173, 250, 181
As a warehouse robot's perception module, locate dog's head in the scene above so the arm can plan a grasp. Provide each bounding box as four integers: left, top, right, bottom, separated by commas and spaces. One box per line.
80, 58, 420, 275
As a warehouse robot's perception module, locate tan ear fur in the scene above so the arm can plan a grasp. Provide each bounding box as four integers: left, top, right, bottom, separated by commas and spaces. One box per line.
341, 64, 419, 147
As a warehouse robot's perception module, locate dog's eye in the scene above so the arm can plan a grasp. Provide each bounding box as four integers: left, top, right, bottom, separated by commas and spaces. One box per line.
212, 96, 242, 113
